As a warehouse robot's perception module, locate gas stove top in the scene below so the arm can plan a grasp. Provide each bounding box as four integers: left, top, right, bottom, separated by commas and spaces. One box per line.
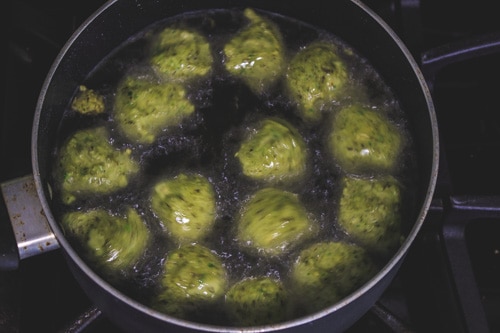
2, 1, 499, 332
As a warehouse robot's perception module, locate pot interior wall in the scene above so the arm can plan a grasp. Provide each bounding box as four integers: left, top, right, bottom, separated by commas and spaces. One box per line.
36, 0, 435, 222
32, 0, 436, 332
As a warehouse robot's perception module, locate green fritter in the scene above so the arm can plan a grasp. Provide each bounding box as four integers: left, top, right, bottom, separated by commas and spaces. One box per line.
223, 8, 285, 94
61, 208, 149, 271
329, 104, 403, 174
225, 276, 290, 326
235, 118, 307, 183
70, 85, 105, 115
151, 173, 216, 243
154, 244, 227, 318
237, 187, 317, 257
150, 27, 213, 81
114, 76, 195, 144
338, 175, 403, 256
56, 126, 139, 204
291, 241, 378, 314
286, 42, 349, 122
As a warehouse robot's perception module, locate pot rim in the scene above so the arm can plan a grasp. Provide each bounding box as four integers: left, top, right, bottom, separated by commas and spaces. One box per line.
31, 0, 439, 331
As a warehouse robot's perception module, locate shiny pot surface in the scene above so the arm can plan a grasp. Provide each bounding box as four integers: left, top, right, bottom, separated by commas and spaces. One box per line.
31, 0, 438, 332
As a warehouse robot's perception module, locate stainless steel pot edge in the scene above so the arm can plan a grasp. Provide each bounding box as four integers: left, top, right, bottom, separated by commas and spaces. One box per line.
30, 0, 440, 332
305, 0, 440, 323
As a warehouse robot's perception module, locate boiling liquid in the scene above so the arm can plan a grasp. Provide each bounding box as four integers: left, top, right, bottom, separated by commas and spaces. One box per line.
51, 8, 418, 326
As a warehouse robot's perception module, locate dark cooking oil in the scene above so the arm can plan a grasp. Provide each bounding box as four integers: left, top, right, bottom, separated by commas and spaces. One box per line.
50, 8, 418, 326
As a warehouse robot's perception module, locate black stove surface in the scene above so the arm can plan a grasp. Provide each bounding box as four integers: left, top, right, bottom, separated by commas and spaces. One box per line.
2, 1, 500, 332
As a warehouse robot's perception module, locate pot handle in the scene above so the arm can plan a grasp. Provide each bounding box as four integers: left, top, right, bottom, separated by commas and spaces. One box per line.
0, 175, 59, 271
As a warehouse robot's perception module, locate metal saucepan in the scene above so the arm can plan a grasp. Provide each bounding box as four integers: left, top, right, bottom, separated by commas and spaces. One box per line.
1, 0, 439, 332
